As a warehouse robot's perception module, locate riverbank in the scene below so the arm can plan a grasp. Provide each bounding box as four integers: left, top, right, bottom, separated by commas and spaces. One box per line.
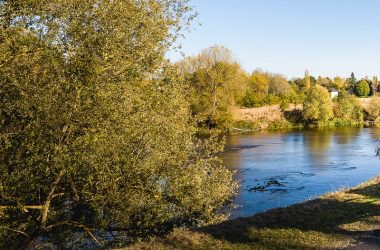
229, 99, 380, 133
127, 175, 380, 249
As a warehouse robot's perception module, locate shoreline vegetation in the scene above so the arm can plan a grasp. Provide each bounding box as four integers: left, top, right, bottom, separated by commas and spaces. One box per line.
180, 46, 380, 135
128, 175, 380, 249
199, 100, 380, 136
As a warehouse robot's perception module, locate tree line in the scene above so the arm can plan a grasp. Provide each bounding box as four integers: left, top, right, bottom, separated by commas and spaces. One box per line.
177, 46, 380, 129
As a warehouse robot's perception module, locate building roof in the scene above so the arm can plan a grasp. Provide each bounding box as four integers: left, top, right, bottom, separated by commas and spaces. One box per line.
328, 87, 339, 93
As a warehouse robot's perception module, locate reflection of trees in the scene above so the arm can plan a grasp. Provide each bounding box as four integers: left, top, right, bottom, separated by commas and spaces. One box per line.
304, 127, 362, 168
304, 128, 334, 167
334, 127, 361, 145
222, 135, 248, 209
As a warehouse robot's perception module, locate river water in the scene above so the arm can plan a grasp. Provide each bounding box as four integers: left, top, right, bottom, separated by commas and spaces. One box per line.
223, 127, 380, 218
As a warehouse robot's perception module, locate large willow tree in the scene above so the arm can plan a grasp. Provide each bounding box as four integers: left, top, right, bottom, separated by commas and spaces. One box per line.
0, 1, 237, 248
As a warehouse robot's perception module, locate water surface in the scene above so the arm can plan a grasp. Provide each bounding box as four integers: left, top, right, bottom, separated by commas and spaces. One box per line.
223, 127, 380, 218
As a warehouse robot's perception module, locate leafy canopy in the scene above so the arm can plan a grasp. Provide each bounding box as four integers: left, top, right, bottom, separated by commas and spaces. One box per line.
303, 85, 334, 124
0, 1, 237, 248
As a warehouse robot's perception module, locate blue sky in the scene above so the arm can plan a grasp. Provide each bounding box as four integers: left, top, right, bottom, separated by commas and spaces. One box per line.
168, 0, 380, 79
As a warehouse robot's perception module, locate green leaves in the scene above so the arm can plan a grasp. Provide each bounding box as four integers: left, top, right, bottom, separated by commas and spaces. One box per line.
0, 1, 236, 248
354, 80, 370, 97
303, 85, 334, 124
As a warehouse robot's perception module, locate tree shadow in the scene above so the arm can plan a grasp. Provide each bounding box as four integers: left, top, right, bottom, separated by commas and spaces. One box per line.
197, 182, 380, 247
283, 109, 303, 124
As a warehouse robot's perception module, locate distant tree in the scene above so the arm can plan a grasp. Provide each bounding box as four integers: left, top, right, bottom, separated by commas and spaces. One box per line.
333, 76, 345, 89
303, 70, 311, 91
310, 76, 317, 85
249, 70, 270, 95
317, 76, 323, 85
268, 74, 291, 95
371, 76, 378, 96
303, 85, 334, 124
180, 45, 246, 129
354, 79, 370, 97
348, 72, 357, 92
316, 76, 333, 88
334, 91, 363, 123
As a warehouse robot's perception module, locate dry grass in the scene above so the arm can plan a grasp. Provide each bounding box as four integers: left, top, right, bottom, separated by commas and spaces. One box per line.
357, 97, 372, 112
232, 104, 303, 130
232, 105, 284, 122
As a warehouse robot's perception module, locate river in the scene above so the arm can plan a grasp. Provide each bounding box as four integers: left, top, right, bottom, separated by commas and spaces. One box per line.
223, 127, 380, 218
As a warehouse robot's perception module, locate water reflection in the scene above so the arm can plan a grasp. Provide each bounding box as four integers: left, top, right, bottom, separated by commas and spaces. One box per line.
224, 127, 380, 218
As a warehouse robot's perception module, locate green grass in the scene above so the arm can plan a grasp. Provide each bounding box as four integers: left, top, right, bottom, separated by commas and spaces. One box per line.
126, 176, 380, 250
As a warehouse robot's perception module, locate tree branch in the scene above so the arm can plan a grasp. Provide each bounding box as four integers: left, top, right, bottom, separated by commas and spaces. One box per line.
40, 169, 65, 229
45, 221, 101, 246
0, 226, 31, 239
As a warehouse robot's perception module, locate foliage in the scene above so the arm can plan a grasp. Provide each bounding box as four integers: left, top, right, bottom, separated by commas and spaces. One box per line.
249, 70, 270, 95
317, 76, 333, 88
239, 71, 298, 108
0, 1, 237, 248
333, 76, 345, 89
349, 72, 357, 87
371, 76, 378, 95
178, 45, 246, 129
333, 92, 363, 124
367, 96, 380, 121
268, 74, 291, 95
303, 85, 334, 124
302, 70, 311, 91
354, 80, 370, 97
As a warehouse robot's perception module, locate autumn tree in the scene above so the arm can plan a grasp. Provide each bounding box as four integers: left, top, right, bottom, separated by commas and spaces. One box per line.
371, 76, 378, 95
268, 74, 291, 95
333, 76, 345, 89
334, 91, 363, 123
354, 79, 370, 97
0, 1, 237, 248
303, 85, 334, 124
179, 45, 246, 129
303, 70, 311, 91
250, 69, 270, 95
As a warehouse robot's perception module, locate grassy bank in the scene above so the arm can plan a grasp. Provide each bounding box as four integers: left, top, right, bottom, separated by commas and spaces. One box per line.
127, 175, 380, 249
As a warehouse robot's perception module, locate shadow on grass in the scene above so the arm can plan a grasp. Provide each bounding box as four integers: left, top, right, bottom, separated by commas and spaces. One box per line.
196, 182, 380, 248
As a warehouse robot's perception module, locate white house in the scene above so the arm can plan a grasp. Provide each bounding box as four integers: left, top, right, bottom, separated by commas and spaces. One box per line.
328, 88, 339, 99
